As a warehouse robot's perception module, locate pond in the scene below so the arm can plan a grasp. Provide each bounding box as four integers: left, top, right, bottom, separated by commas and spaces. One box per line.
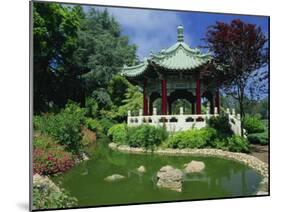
53, 140, 262, 207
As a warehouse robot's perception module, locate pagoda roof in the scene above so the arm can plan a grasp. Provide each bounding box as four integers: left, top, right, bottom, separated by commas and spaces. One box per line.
122, 25, 212, 78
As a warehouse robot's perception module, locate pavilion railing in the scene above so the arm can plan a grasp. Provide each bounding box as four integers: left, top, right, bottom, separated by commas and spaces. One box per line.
127, 106, 242, 136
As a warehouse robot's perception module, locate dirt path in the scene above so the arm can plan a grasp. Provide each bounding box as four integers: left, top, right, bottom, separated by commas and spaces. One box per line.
249, 144, 269, 164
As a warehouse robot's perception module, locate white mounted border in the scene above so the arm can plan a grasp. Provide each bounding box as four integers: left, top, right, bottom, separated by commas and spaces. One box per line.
109, 143, 268, 195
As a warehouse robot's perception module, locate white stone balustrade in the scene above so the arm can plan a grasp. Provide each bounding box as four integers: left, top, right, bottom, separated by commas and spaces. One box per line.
180, 107, 184, 115
214, 107, 218, 115
127, 107, 242, 135
226, 108, 242, 136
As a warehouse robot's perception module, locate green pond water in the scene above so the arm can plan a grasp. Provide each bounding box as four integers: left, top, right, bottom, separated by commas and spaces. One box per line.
53, 141, 262, 207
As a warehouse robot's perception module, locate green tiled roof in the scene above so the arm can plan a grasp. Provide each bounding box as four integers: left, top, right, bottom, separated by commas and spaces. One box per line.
122, 25, 212, 78
121, 60, 148, 78
151, 42, 211, 70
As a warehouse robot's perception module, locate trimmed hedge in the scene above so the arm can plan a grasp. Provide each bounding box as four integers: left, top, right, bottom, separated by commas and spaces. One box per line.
127, 125, 168, 150
165, 128, 217, 149
108, 124, 168, 150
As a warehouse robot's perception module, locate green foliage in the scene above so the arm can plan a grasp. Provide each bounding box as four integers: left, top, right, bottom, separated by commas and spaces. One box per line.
33, 3, 137, 113
225, 135, 250, 153
85, 118, 102, 134
243, 116, 265, 134
33, 3, 83, 112
108, 123, 128, 144
208, 116, 233, 136
33, 182, 77, 209
85, 97, 99, 118
108, 124, 168, 150
247, 132, 268, 145
79, 9, 137, 94
33, 134, 58, 150
108, 75, 130, 106
165, 128, 216, 149
211, 139, 229, 151
117, 85, 143, 118
165, 127, 248, 153
127, 125, 168, 150
211, 135, 249, 153
91, 88, 112, 109
34, 102, 86, 154
99, 118, 117, 135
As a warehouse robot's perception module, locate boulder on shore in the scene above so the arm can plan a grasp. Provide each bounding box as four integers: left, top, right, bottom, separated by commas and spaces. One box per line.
184, 160, 205, 173
137, 165, 146, 173
156, 165, 183, 192
104, 174, 126, 182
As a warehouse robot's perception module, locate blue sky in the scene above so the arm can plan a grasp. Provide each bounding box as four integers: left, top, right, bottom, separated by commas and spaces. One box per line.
86, 5, 269, 59
82, 5, 269, 99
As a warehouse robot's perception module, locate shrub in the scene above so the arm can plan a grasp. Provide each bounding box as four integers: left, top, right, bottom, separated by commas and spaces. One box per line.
33, 116, 43, 131
33, 134, 58, 150
243, 116, 265, 134
85, 97, 99, 119
85, 118, 102, 135
165, 128, 216, 149
202, 127, 218, 146
247, 132, 268, 145
208, 116, 233, 136
108, 123, 128, 144
33, 175, 77, 209
210, 135, 249, 153
127, 125, 168, 150
81, 128, 97, 146
225, 135, 250, 153
33, 145, 75, 175
99, 118, 117, 134
211, 138, 229, 151
34, 102, 86, 154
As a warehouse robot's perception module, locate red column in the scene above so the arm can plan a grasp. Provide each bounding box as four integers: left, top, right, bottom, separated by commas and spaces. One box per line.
143, 79, 148, 115
215, 87, 220, 114
196, 79, 201, 114
149, 98, 153, 115
161, 79, 167, 115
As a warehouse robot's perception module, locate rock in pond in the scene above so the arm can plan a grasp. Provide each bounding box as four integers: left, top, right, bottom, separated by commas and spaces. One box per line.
184, 160, 205, 173
104, 174, 126, 182
156, 165, 183, 192
137, 165, 146, 173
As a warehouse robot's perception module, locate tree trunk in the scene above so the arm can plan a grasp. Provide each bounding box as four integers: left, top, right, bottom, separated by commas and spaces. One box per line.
239, 100, 244, 137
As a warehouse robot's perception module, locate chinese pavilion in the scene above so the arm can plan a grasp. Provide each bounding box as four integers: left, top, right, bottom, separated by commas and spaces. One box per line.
121, 25, 241, 134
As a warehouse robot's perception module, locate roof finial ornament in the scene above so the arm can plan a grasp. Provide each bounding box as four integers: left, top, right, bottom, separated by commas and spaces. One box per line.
177, 25, 184, 42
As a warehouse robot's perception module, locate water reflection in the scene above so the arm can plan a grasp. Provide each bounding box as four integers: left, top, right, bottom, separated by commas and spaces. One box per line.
53, 142, 262, 207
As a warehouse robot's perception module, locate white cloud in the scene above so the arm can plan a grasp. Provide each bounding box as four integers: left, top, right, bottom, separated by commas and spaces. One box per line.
104, 7, 192, 58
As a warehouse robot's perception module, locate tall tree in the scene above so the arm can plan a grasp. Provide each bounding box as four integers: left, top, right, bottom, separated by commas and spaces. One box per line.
74, 8, 137, 95
204, 19, 268, 133
33, 3, 82, 112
